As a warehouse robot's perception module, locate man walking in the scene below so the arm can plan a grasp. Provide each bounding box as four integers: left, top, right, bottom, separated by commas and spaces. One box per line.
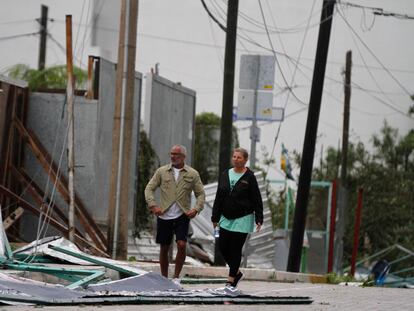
145, 144, 205, 285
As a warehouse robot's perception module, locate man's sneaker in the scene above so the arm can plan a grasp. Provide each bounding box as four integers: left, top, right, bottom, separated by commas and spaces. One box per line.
172, 278, 181, 285
231, 271, 244, 288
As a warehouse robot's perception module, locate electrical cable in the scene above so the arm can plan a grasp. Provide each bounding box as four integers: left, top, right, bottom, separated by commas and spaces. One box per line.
337, 8, 413, 98
256, 0, 316, 175
200, 0, 226, 31
0, 32, 38, 41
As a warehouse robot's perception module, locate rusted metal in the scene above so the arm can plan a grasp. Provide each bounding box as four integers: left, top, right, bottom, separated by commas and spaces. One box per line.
3, 207, 24, 230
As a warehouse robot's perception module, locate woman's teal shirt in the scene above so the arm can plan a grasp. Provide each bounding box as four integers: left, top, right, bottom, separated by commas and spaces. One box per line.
218, 168, 255, 233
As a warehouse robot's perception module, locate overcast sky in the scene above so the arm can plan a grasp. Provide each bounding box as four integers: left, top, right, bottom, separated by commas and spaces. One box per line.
1, 0, 413, 181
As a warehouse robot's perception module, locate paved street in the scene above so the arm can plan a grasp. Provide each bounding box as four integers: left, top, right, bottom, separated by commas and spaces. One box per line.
0, 280, 412, 311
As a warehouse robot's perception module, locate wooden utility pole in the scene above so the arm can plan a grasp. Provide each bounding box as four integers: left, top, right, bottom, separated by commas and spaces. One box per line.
107, 0, 139, 260
65, 15, 75, 242
215, 0, 239, 266
341, 51, 352, 183
334, 50, 352, 272
287, 0, 336, 272
38, 5, 48, 70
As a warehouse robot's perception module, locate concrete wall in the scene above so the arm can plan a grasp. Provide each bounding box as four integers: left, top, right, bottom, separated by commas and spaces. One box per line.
144, 72, 196, 166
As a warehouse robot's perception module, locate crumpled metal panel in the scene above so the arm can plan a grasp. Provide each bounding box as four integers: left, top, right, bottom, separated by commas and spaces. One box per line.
14, 236, 147, 275
87, 272, 181, 292
0, 273, 86, 301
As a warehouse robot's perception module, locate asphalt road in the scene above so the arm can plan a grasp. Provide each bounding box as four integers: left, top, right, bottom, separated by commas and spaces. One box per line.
0, 280, 412, 311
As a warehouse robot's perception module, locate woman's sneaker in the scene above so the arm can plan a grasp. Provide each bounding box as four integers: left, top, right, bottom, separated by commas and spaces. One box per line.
231, 271, 244, 288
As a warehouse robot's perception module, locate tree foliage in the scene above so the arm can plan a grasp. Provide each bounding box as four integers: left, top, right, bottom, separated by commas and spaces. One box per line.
6, 64, 87, 90
270, 122, 414, 272
312, 122, 414, 269
134, 131, 160, 237
193, 112, 239, 184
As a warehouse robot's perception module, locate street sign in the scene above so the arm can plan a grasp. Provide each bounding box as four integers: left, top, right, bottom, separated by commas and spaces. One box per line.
236, 90, 284, 121
239, 55, 275, 90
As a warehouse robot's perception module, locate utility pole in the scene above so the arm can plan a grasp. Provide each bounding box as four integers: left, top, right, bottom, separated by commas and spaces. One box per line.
341, 50, 352, 183
287, 0, 336, 272
65, 15, 75, 243
38, 5, 48, 70
107, 0, 139, 260
334, 50, 352, 272
215, 0, 239, 266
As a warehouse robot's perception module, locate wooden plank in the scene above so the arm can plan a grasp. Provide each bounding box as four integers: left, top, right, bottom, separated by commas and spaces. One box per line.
3, 207, 24, 230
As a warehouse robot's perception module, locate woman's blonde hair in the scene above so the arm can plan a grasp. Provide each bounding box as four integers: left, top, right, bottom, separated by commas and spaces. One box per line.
233, 147, 249, 159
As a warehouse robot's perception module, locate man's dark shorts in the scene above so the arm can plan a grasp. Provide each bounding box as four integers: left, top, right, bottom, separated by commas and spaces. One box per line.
156, 213, 190, 245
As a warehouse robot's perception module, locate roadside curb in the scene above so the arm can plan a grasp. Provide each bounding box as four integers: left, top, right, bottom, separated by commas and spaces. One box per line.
138, 263, 328, 284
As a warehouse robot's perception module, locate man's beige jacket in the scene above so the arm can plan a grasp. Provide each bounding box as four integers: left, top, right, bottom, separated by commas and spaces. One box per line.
144, 164, 205, 214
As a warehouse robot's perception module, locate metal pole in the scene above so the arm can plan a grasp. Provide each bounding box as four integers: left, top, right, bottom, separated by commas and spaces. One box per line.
249, 56, 260, 168
287, 0, 336, 272
327, 179, 337, 273
350, 187, 363, 277
65, 15, 75, 243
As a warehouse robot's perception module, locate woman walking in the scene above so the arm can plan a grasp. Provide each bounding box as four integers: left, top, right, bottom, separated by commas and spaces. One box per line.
211, 147, 263, 289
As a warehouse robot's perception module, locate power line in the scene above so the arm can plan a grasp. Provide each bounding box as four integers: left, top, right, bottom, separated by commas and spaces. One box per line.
48, 17, 414, 75
200, 0, 226, 31
0, 19, 36, 26
0, 32, 38, 41
257, 0, 317, 175
337, 8, 413, 98
339, 1, 414, 20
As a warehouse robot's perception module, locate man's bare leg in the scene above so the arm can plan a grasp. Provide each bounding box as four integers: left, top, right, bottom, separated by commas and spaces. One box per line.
160, 244, 170, 278
173, 240, 187, 278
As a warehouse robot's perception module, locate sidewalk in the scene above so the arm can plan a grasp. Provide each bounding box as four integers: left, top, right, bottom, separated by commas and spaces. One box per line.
137, 262, 328, 284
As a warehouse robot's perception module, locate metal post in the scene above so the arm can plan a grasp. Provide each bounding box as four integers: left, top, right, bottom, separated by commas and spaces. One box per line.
327, 179, 337, 273
350, 188, 363, 276
65, 15, 75, 242
249, 56, 260, 168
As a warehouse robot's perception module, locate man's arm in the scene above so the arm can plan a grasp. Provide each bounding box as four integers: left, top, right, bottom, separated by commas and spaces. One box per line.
144, 169, 161, 208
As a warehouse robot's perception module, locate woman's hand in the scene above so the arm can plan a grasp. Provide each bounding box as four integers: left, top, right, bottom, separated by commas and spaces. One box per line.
256, 223, 262, 232
213, 222, 218, 228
